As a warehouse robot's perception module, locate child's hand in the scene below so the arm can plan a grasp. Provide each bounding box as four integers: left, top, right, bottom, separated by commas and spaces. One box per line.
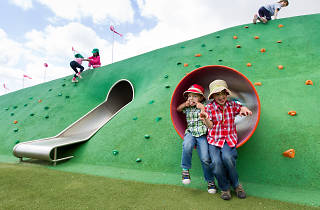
240, 107, 252, 116
196, 102, 205, 111
185, 100, 190, 107
199, 111, 208, 121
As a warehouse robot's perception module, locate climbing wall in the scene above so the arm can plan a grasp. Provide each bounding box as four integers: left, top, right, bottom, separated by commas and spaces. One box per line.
0, 14, 319, 206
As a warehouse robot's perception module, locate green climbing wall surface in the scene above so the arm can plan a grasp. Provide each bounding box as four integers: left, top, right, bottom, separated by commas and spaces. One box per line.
1, 14, 320, 207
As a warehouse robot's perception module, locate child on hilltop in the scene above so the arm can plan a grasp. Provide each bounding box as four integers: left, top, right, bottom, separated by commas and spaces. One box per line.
253, 0, 289, 24
200, 80, 252, 200
70, 53, 90, 83
87, 48, 101, 70
177, 84, 217, 194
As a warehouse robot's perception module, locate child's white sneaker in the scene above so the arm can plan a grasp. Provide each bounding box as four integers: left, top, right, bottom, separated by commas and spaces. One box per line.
72, 77, 78, 83
207, 181, 217, 194
181, 170, 191, 185
76, 72, 82, 79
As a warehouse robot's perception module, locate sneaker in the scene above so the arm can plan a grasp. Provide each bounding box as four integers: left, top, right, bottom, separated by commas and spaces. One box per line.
253, 14, 258, 24
76, 72, 82, 79
72, 77, 78, 83
235, 184, 246, 199
221, 190, 231, 200
207, 181, 217, 194
260, 17, 268, 23
181, 170, 191, 185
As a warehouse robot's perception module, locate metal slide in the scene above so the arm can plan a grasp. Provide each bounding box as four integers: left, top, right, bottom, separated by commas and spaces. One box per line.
13, 79, 134, 165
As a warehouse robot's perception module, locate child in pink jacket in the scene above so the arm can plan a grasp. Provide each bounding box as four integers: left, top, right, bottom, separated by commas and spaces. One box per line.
87, 48, 101, 69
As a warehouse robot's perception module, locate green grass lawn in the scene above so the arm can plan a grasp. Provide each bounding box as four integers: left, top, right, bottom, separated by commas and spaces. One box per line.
0, 163, 318, 210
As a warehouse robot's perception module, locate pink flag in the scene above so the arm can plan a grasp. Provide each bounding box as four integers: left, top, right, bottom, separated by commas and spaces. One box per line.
3, 83, 9, 90
72, 46, 75, 51
44, 63, 48, 68
23, 74, 32, 79
110, 25, 123, 37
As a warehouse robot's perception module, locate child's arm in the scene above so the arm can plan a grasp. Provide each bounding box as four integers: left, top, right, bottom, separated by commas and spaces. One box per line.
177, 101, 190, 112
239, 106, 253, 116
200, 111, 213, 129
274, 8, 280, 19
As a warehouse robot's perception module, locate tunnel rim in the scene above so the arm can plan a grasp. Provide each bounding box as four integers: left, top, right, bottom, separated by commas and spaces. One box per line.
170, 65, 261, 148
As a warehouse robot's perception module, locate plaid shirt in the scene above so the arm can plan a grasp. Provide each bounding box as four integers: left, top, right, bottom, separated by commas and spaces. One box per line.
183, 104, 207, 137
205, 100, 242, 148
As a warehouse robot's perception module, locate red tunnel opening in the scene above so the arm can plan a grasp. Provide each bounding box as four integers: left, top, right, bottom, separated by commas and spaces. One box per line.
170, 65, 261, 148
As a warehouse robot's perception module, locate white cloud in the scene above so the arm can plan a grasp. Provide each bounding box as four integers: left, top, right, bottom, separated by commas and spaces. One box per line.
36, 0, 135, 24
9, 0, 33, 10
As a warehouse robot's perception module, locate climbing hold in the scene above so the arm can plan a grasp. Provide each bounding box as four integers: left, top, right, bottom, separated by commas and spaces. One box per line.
133, 117, 138, 120
149, 100, 154, 104
165, 85, 170, 88
218, 59, 223, 62
181, 46, 185, 48
278, 65, 284, 70
38, 99, 42, 103
195, 65, 201, 68
305, 80, 313, 85
236, 45, 241, 48
164, 74, 168, 78
233, 35, 238, 39
48, 88, 52, 92
208, 49, 213, 52
194, 54, 202, 57
277, 40, 282, 43
254, 36, 259, 39
247, 63, 252, 67
58, 93, 62, 96
13, 120, 18, 124
156, 117, 162, 122
144, 134, 150, 139
278, 24, 284, 28
244, 26, 249, 28
183, 63, 189, 67
65, 95, 70, 99
260, 48, 266, 53
15, 140, 20, 144
29, 97, 33, 100
45, 115, 49, 119
112, 150, 119, 156
24, 104, 28, 107
13, 106, 18, 109
44, 106, 49, 110
30, 113, 34, 116
177, 62, 182, 65
201, 44, 206, 47
10, 113, 14, 116
4, 108, 9, 111
136, 158, 142, 162
13, 128, 19, 133
288, 111, 296, 116
283, 149, 295, 158
216, 35, 220, 38
62, 84, 66, 87
254, 82, 262, 86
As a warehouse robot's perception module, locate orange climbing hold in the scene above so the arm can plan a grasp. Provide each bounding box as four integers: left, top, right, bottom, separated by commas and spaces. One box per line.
195, 54, 202, 57
38, 99, 42, 103
283, 149, 295, 158
183, 63, 189, 67
13, 120, 18, 124
260, 48, 266, 53
288, 111, 296, 116
254, 36, 259, 39
278, 24, 284, 28
305, 80, 313, 85
254, 82, 262, 86
233, 35, 238, 39
236, 45, 241, 48
277, 40, 282, 43
247, 63, 252, 67
278, 65, 284, 70
244, 26, 249, 28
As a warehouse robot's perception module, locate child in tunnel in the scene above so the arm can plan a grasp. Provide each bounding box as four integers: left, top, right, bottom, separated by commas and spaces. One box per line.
177, 84, 217, 194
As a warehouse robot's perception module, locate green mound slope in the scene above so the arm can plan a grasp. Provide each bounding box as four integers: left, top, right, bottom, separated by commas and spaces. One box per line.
1, 14, 319, 206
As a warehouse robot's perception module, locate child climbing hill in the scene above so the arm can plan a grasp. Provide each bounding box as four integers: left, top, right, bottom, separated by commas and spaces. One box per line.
70, 53, 90, 83
253, 0, 289, 24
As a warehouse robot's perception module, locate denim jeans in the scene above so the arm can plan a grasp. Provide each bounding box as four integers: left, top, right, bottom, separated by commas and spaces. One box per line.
258, 7, 272, 20
181, 133, 214, 182
208, 143, 239, 191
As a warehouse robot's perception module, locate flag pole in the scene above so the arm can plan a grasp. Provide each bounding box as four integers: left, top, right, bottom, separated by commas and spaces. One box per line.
22, 76, 24, 88
111, 31, 115, 63
44, 67, 46, 82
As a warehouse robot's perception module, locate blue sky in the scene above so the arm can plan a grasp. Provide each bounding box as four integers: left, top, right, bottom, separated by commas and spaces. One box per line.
0, 0, 319, 95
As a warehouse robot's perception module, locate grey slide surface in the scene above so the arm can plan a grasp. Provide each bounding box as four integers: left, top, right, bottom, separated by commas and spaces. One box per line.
13, 79, 134, 163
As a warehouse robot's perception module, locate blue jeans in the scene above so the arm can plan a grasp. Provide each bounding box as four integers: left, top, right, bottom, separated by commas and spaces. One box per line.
258, 7, 272, 20
208, 143, 239, 191
181, 133, 214, 182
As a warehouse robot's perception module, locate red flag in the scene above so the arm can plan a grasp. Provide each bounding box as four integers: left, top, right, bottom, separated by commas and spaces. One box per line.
44, 63, 48, 68
110, 25, 123, 37
23, 74, 32, 79
3, 83, 9, 90
72, 46, 75, 51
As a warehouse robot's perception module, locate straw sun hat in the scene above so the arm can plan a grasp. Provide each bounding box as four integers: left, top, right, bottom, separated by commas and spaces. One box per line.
208, 79, 232, 100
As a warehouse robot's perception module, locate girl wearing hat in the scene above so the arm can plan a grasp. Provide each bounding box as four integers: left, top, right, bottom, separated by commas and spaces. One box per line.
70, 53, 90, 83
200, 80, 252, 200
177, 84, 217, 194
87, 48, 101, 69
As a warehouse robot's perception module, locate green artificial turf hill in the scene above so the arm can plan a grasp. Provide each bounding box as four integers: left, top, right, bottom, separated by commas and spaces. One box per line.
0, 14, 319, 206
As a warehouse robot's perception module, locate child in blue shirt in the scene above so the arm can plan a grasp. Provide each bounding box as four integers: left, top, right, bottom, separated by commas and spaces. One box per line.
253, 0, 289, 24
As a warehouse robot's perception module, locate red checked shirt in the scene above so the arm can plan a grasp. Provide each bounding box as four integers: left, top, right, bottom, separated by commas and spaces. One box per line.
205, 100, 242, 148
